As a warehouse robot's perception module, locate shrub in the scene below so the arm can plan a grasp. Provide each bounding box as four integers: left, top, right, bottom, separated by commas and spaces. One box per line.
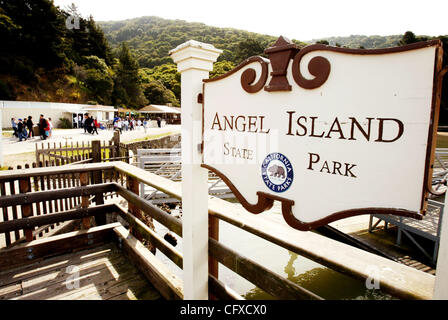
56, 88, 64, 97
58, 117, 72, 129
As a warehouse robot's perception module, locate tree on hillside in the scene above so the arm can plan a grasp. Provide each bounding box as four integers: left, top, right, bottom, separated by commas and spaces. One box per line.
234, 37, 266, 64
142, 81, 179, 106
1, 0, 68, 80
112, 43, 147, 108
86, 16, 114, 66
62, 6, 114, 67
398, 31, 448, 125
78, 56, 114, 105
210, 60, 235, 79
140, 64, 180, 100
399, 31, 417, 45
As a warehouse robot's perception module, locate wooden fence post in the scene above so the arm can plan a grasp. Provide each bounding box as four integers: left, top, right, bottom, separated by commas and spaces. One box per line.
170, 40, 222, 300
80, 172, 90, 229
126, 176, 141, 220
209, 215, 219, 300
19, 177, 34, 241
126, 175, 155, 250
113, 130, 120, 160
92, 140, 105, 225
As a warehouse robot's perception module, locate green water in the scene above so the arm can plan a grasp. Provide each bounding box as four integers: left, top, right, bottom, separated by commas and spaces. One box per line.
153, 203, 393, 300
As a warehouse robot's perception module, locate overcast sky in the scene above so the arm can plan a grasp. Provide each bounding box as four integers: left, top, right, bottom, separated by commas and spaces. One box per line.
53, 0, 447, 41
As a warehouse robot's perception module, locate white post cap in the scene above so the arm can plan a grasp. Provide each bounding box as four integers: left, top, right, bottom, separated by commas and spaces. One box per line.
169, 40, 222, 73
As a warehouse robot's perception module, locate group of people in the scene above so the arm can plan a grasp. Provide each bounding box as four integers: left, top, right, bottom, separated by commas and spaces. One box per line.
83, 113, 100, 135
113, 116, 151, 134
11, 115, 53, 141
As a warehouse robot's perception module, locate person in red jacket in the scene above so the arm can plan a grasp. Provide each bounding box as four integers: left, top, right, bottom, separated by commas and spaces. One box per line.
92, 118, 99, 135
39, 115, 48, 140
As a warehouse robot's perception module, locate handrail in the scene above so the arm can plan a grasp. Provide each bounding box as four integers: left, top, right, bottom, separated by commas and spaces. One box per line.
112, 161, 436, 300
209, 238, 323, 300
0, 183, 115, 207
114, 203, 183, 268
0, 163, 115, 180
0, 204, 117, 234
116, 184, 182, 236
0, 161, 437, 300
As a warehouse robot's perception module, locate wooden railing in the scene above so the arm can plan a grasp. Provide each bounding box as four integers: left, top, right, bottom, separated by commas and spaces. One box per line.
0, 162, 437, 300
0, 163, 127, 247
35, 132, 130, 166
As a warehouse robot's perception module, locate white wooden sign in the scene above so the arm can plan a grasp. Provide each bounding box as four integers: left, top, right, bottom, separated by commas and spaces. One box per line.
202, 36, 443, 231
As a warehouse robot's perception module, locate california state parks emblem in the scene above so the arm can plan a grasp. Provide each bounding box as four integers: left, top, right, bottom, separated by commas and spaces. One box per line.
261, 153, 294, 193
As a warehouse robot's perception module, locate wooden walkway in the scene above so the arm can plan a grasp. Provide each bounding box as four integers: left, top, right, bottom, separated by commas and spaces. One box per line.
0, 243, 160, 300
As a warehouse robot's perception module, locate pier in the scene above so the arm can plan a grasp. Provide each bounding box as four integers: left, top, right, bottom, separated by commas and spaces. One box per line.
0, 162, 437, 300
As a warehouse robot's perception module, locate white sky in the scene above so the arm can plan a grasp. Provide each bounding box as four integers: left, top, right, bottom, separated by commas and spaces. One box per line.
53, 0, 447, 40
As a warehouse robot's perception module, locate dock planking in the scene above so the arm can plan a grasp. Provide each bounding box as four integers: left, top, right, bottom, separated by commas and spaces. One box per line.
0, 243, 161, 300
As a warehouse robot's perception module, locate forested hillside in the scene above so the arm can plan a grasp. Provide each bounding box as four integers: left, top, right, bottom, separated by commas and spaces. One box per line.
1, 3, 447, 122
100, 16, 288, 68
308, 34, 403, 49
0, 0, 146, 108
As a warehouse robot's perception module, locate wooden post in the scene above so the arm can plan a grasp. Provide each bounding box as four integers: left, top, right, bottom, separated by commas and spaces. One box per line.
434, 194, 448, 299
126, 175, 153, 247
113, 130, 120, 160
208, 215, 219, 300
92, 140, 105, 225
80, 172, 90, 229
19, 177, 34, 242
170, 40, 222, 300
126, 176, 141, 220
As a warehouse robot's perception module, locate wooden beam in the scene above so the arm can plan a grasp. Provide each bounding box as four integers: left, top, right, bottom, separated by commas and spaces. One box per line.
115, 185, 182, 237
209, 238, 323, 300
113, 161, 182, 199
0, 163, 115, 181
0, 223, 120, 272
208, 275, 244, 300
113, 226, 183, 300
0, 183, 116, 207
19, 177, 33, 242
0, 204, 118, 234
114, 204, 182, 268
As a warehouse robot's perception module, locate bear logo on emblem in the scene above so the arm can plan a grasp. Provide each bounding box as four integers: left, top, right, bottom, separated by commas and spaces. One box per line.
268, 164, 286, 179
261, 153, 293, 193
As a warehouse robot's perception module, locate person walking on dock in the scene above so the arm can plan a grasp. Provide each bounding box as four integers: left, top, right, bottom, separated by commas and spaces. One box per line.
11, 118, 18, 138
39, 114, 48, 140
92, 118, 99, 135
26, 116, 34, 138
17, 119, 27, 142
48, 118, 54, 137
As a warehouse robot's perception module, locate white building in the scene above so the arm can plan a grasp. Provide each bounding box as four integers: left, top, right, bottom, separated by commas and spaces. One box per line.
0, 101, 116, 129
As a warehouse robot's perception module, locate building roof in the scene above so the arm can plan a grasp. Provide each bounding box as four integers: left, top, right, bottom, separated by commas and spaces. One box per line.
138, 105, 181, 114
82, 105, 116, 112
0, 101, 115, 113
